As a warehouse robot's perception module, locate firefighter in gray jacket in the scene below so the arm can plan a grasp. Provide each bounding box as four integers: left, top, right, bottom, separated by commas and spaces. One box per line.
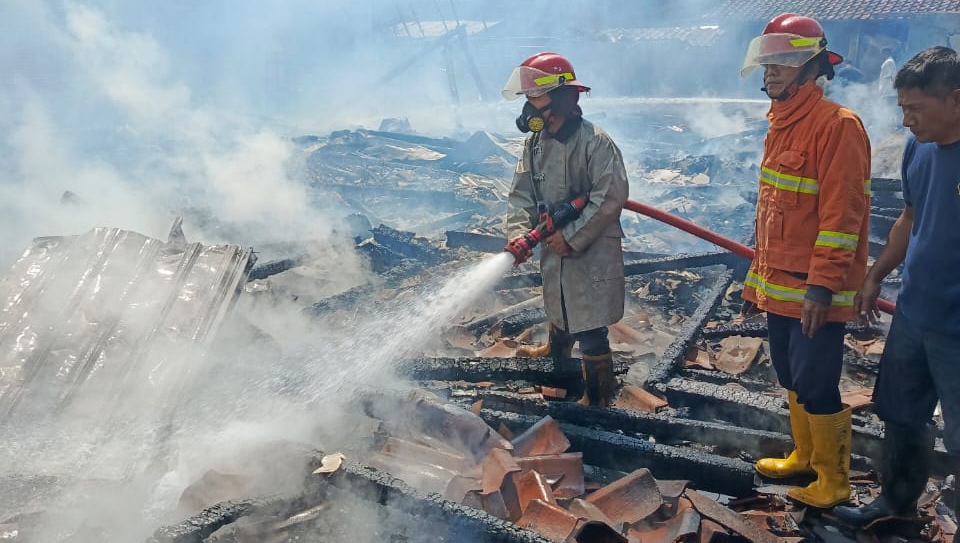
502, 52, 630, 407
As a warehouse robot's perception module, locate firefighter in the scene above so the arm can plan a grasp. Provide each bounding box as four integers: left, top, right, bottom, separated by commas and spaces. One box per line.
740, 14, 871, 508
501, 52, 629, 407
833, 47, 960, 531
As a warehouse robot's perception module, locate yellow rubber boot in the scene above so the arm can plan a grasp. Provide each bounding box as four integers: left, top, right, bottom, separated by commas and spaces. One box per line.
578, 351, 616, 407
787, 407, 852, 508
756, 391, 815, 478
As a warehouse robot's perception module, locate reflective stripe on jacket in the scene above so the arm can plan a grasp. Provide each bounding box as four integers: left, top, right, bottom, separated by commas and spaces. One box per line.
743, 82, 871, 322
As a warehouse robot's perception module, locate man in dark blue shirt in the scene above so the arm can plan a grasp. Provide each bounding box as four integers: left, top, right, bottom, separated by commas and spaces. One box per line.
835, 47, 960, 533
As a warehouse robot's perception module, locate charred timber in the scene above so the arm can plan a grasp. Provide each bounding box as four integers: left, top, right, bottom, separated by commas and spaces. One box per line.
643, 268, 734, 386
318, 460, 554, 543
479, 410, 757, 497
458, 389, 792, 461
147, 497, 292, 543
654, 378, 897, 464
248, 255, 308, 281
699, 321, 865, 339
372, 225, 442, 265
495, 252, 739, 290
870, 178, 903, 192
399, 356, 628, 389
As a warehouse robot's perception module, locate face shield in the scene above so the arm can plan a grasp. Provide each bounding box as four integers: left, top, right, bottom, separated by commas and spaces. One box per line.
740, 33, 826, 77
501, 66, 578, 100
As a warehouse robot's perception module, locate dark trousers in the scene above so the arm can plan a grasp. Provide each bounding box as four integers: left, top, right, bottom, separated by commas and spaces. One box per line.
571, 327, 609, 356
874, 309, 960, 453
767, 312, 845, 415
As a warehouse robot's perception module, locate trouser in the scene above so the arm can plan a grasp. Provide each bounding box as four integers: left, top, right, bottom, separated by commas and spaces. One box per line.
570, 327, 609, 356
873, 309, 960, 453
767, 312, 845, 415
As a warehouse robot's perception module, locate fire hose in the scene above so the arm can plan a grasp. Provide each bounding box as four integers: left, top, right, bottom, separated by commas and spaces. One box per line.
623, 199, 897, 315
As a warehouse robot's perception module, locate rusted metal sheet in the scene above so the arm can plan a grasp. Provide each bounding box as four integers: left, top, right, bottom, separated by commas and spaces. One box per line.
614, 386, 669, 413
515, 453, 585, 499
586, 468, 663, 525
511, 416, 571, 457
516, 499, 580, 543
686, 489, 782, 543
516, 470, 556, 514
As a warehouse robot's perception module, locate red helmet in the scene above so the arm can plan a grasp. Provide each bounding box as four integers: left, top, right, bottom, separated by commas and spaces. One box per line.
502, 52, 590, 100
741, 13, 842, 77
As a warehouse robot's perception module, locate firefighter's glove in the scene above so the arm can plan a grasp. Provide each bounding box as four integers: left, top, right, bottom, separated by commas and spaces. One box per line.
505, 236, 534, 266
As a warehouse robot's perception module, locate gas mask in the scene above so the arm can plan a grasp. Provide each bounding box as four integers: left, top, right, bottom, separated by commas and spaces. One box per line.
516, 101, 551, 133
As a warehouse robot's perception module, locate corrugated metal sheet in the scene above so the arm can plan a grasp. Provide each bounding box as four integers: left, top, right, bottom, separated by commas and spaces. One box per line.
0, 227, 253, 424
700, 0, 960, 21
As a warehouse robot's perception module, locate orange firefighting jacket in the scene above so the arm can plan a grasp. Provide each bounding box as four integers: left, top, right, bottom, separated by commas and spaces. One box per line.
743, 82, 871, 322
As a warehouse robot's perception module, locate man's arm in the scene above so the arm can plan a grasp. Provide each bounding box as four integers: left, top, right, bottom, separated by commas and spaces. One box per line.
854, 206, 913, 324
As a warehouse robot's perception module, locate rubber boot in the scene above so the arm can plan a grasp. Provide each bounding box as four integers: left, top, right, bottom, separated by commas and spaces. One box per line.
578, 351, 616, 407
833, 421, 935, 526
517, 323, 573, 361
756, 391, 815, 479
787, 407, 853, 508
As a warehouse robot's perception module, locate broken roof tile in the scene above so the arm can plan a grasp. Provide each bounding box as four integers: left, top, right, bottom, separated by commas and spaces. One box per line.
586, 468, 663, 525
631, 506, 701, 543
516, 470, 557, 514
614, 386, 669, 413
480, 448, 520, 495
516, 499, 581, 543
510, 416, 571, 457
686, 489, 781, 543
516, 453, 585, 500
572, 520, 629, 543
715, 335, 762, 376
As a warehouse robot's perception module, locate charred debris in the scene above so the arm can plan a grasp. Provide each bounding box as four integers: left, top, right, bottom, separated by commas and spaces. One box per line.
2, 119, 953, 543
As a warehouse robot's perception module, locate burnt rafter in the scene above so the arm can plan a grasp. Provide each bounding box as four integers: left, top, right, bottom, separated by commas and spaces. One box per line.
479, 409, 757, 497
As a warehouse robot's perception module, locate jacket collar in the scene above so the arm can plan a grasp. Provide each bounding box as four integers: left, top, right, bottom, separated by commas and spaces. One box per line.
545, 116, 582, 143
767, 82, 823, 129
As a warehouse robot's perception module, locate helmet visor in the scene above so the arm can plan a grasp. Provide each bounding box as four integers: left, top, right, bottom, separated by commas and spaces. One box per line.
501, 66, 576, 100
740, 33, 825, 77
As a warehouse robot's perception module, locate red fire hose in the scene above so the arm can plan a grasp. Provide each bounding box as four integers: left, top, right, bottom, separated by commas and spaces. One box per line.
623, 199, 897, 315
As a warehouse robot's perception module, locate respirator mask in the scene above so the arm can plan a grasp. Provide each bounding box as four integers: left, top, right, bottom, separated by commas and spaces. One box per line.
515, 101, 551, 133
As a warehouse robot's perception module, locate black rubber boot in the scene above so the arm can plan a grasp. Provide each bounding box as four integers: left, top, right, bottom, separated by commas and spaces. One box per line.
833, 421, 935, 526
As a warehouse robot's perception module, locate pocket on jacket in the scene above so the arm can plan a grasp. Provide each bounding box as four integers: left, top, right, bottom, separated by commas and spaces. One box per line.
763, 150, 808, 210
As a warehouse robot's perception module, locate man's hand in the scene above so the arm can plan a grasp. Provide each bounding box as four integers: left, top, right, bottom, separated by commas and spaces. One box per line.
800, 298, 830, 338
854, 276, 883, 326
544, 231, 572, 256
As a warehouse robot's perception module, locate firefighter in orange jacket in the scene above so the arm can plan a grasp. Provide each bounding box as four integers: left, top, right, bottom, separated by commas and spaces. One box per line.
740, 14, 871, 508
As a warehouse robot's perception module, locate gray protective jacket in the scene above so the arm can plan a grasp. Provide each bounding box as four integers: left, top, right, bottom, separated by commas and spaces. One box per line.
506, 118, 629, 334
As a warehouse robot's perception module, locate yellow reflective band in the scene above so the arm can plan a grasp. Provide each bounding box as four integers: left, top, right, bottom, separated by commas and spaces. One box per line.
864, 178, 872, 196
533, 72, 575, 86
789, 37, 821, 48
816, 230, 859, 251
745, 272, 856, 307
760, 167, 819, 194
